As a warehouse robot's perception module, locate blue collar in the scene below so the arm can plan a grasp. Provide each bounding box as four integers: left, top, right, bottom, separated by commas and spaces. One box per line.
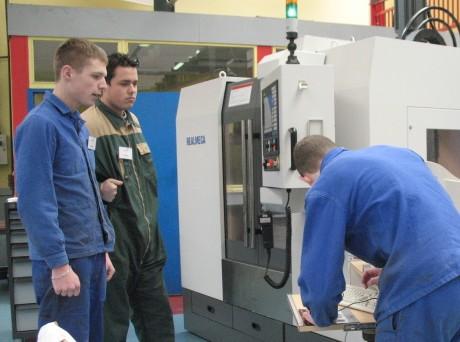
320, 147, 347, 171
44, 92, 74, 115
45, 91, 83, 119
44, 91, 85, 129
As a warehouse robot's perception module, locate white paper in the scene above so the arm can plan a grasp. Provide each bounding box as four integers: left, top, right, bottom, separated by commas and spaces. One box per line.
228, 83, 252, 107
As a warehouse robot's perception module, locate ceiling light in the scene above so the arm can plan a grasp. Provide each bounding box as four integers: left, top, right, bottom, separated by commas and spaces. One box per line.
173, 62, 184, 71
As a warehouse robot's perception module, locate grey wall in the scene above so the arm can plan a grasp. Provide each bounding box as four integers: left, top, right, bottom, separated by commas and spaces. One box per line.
8, 4, 395, 46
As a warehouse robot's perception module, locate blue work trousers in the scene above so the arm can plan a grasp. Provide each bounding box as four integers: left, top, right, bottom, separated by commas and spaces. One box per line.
32, 253, 106, 342
376, 276, 460, 342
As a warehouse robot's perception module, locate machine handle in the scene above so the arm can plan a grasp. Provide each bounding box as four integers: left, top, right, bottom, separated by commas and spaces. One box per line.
289, 127, 297, 170
241, 120, 249, 248
207, 305, 215, 314
247, 119, 256, 249
251, 322, 261, 331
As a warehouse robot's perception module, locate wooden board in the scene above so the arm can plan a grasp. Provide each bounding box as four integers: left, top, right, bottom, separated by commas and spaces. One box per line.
287, 294, 375, 333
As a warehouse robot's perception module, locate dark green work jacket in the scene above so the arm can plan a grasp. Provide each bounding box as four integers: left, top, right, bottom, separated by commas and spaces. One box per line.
82, 101, 166, 267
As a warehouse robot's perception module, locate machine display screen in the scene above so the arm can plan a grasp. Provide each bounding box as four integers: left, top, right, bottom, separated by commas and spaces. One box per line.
262, 81, 279, 134
261, 80, 280, 170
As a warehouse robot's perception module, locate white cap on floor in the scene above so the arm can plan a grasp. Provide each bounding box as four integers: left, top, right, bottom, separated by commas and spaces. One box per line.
37, 321, 76, 342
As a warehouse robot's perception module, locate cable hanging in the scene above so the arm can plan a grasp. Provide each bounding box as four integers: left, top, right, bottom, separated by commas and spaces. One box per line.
399, 6, 460, 47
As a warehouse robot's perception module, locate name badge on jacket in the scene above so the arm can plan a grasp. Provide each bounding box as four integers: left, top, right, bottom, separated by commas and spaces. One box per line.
119, 146, 133, 160
88, 136, 97, 150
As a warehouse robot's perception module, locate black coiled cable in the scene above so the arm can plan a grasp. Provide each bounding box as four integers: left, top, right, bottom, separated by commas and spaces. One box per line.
264, 190, 292, 289
400, 6, 460, 47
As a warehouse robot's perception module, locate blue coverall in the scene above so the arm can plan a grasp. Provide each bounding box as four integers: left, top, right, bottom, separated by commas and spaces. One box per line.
15, 92, 115, 341
298, 146, 460, 341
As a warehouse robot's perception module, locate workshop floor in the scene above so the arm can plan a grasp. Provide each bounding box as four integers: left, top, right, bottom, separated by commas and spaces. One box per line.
0, 279, 205, 342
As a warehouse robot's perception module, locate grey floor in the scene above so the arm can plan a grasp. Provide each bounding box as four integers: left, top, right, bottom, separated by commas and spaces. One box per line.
0, 279, 205, 342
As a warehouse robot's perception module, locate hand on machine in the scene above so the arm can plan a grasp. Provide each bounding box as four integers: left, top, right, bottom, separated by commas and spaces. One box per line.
299, 306, 349, 326
362, 267, 381, 288
298, 308, 315, 326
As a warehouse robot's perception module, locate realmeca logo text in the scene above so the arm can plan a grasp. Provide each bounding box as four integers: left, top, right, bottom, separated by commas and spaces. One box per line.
186, 135, 206, 145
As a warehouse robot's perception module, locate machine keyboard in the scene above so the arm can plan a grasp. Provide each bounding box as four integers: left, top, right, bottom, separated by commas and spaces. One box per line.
340, 285, 378, 314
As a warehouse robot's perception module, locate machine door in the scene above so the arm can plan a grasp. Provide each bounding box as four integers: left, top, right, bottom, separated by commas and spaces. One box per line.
222, 80, 261, 265
222, 79, 287, 271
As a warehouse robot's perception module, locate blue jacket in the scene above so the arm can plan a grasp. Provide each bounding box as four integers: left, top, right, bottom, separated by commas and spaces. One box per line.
298, 146, 460, 326
15, 92, 115, 269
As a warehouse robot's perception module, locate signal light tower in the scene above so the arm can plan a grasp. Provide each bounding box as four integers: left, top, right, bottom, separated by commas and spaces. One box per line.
286, 0, 299, 64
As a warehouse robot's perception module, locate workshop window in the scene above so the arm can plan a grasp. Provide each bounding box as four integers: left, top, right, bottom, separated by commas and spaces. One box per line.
127, 43, 255, 91
31, 39, 118, 84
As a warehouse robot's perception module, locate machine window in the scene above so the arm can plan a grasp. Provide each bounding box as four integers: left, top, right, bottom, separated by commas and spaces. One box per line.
427, 129, 460, 178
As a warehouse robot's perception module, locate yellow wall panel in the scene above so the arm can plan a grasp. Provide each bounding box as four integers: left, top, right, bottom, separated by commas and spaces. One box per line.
0, 0, 12, 188
0, 0, 11, 189
0, 59, 11, 189
301, 0, 370, 25
176, 0, 284, 18
176, 0, 370, 25
9, 0, 152, 11
0, 0, 7, 56
9, 0, 370, 25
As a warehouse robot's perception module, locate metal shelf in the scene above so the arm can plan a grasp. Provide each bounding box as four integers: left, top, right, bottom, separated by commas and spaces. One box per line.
5, 200, 38, 340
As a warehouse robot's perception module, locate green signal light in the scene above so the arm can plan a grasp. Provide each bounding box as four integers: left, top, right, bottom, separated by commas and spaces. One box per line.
286, 1, 298, 19
286, 6, 297, 18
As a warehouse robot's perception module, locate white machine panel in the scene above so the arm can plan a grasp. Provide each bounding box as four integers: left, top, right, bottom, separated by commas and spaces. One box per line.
258, 50, 326, 79
176, 76, 244, 300
326, 37, 460, 150
260, 64, 335, 189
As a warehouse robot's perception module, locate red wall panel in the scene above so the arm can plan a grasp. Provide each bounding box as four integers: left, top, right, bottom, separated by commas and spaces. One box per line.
257, 46, 273, 63
10, 36, 29, 135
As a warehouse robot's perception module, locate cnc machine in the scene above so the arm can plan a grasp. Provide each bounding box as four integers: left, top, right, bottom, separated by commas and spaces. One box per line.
176, 36, 460, 342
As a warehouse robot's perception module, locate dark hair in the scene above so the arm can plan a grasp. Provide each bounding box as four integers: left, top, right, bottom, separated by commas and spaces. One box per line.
54, 38, 107, 81
106, 53, 139, 84
293, 135, 336, 176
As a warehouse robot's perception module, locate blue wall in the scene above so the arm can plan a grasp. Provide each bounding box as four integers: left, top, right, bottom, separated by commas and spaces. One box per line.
28, 89, 183, 295
132, 92, 181, 295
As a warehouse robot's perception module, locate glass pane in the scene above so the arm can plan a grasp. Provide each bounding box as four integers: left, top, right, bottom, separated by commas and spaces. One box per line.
33, 92, 46, 106
128, 43, 254, 91
33, 40, 64, 82
31, 90, 89, 113
224, 122, 245, 242
96, 42, 118, 56
427, 129, 460, 178
33, 40, 118, 82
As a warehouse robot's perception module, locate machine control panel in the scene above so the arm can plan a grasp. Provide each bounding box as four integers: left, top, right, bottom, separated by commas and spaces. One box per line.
262, 80, 280, 171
